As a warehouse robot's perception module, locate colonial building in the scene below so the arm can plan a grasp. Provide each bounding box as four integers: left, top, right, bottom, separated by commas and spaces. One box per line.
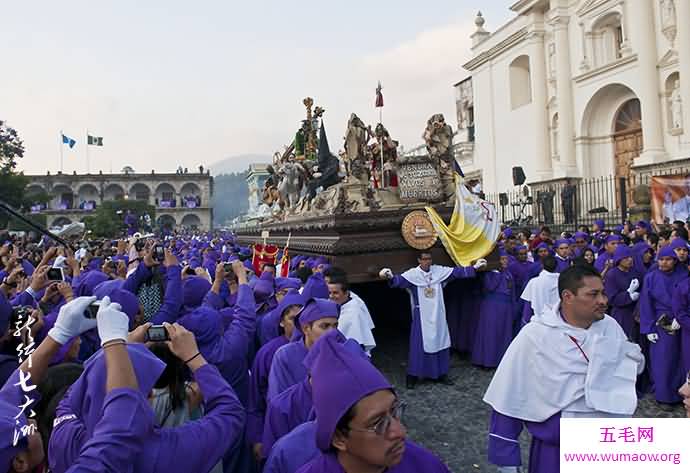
455, 0, 690, 194
24, 171, 213, 230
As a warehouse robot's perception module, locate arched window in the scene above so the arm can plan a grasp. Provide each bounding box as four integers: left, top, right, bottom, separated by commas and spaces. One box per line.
591, 13, 623, 67
509, 55, 532, 109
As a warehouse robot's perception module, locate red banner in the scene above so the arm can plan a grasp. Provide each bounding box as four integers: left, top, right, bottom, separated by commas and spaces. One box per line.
252, 243, 279, 275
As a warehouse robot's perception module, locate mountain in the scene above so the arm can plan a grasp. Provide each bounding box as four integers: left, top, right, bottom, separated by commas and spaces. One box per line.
212, 171, 250, 226
209, 154, 271, 176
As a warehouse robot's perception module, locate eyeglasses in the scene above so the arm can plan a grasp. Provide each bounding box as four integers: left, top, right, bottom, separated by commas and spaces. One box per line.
348, 400, 407, 436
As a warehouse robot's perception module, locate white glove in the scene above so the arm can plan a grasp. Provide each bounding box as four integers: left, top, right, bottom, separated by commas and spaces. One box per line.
48, 296, 98, 345
671, 318, 681, 331
96, 295, 129, 346
629, 291, 639, 302
473, 258, 487, 270
647, 333, 659, 343
627, 278, 640, 293
497, 467, 521, 473
379, 268, 393, 280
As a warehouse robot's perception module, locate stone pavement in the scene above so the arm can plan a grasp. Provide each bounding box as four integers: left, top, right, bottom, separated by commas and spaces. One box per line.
371, 339, 685, 473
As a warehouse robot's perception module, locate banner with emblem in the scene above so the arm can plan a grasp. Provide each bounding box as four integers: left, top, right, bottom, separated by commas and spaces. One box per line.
425, 174, 500, 266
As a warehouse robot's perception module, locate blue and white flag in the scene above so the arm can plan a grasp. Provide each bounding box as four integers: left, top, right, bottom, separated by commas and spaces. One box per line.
61, 134, 76, 149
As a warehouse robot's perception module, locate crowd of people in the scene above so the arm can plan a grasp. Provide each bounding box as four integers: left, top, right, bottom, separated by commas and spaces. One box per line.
0, 214, 689, 472
0, 227, 450, 473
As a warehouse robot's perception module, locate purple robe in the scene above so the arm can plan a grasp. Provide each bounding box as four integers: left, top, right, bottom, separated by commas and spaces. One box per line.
672, 277, 690, 377
264, 421, 318, 473
594, 251, 614, 273
295, 440, 452, 473
267, 340, 309, 400
554, 255, 571, 273
508, 260, 536, 295
471, 270, 517, 368
639, 268, 687, 403
603, 267, 638, 338
488, 410, 559, 473
64, 389, 152, 473
390, 266, 476, 378
50, 347, 245, 473
247, 335, 289, 445
262, 377, 313, 456
447, 277, 482, 353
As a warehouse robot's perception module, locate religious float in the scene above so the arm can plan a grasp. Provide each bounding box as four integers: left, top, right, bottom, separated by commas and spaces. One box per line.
235, 97, 500, 282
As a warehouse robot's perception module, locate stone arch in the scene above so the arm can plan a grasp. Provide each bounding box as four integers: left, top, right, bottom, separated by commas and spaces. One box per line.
509, 55, 532, 109
180, 214, 201, 229
579, 83, 639, 178
180, 182, 202, 207
51, 184, 74, 209
157, 214, 176, 231
104, 184, 125, 201
129, 183, 151, 203
77, 183, 100, 206
590, 12, 623, 67
154, 182, 176, 207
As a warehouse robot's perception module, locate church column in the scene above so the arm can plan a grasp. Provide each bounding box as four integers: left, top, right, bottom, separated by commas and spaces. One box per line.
675, 0, 690, 139
528, 12, 552, 180
552, 14, 577, 175
628, 0, 666, 163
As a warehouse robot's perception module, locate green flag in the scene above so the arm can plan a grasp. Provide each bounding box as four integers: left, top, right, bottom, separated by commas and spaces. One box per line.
87, 135, 103, 146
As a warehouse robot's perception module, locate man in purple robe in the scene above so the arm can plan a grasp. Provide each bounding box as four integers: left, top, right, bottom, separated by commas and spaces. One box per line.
295, 330, 452, 473
247, 292, 305, 461
604, 245, 641, 338
507, 245, 535, 295
639, 246, 687, 406
553, 239, 572, 273
673, 277, 690, 377
264, 420, 318, 473
267, 298, 340, 399
472, 251, 517, 368
484, 265, 644, 473
594, 235, 621, 273
49, 320, 245, 473
380, 252, 485, 388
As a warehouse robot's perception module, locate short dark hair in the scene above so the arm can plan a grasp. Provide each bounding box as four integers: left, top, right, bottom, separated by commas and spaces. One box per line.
558, 265, 601, 299
324, 266, 347, 281
672, 227, 689, 241
647, 234, 659, 246
296, 267, 312, 284
542, 255, 558, 272
328, 279, 349, 292
418, 251, 432, 259
659, 229, 672, 240
540, 226, 551, 234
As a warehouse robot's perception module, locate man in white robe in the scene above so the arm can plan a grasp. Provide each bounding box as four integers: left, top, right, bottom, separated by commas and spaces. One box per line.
327, 277, 376, 355
483, 265, 645, 473
519, 255, 560, 325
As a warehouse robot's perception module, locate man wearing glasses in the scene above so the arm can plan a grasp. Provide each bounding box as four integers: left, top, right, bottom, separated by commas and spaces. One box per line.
295, 330, 452, 473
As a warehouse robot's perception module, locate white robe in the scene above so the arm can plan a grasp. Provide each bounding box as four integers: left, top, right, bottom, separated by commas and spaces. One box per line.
338, 291, 376, 355
520, 270, 560, 319
484, 303, 644, 422
400, 265, 454, 354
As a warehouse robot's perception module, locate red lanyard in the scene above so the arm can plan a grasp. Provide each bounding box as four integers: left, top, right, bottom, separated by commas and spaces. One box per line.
568, 335, 590, 363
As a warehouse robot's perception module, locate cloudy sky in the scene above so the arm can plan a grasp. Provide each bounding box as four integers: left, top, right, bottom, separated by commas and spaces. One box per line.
1, 1, 512, 175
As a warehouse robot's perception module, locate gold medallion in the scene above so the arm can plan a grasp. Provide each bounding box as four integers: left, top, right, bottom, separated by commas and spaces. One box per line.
401, 210, 437, 250
424, 286, 435, 298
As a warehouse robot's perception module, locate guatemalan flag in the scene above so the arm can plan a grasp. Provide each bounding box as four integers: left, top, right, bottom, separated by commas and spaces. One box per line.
425, 163, 499, 266
61, 134, 76, 149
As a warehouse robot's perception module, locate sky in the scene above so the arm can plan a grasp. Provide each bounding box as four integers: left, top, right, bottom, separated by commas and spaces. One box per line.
1, 1, 513, 175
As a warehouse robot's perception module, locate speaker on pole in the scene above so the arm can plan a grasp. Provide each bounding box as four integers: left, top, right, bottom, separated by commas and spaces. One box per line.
512, 166, 526, 186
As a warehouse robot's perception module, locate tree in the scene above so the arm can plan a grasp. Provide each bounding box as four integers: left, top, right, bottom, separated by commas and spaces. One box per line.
83, 200, 155, 238
0, 121, 27, 229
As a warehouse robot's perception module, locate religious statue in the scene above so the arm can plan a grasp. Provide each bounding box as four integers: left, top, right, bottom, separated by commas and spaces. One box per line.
670, 79, 683, 129
661, 0, 676, 30
343, 113, 372, 184
369, 123, 399, 188
423, 113, 455, 200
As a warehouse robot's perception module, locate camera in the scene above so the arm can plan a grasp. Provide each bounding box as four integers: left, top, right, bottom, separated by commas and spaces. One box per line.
134, 239, 146, 252
224, 263, 234, 273
153, 245, 165, 262
46, 268, 65, 281
84, 302, 101, 319
146, 325, 170, 342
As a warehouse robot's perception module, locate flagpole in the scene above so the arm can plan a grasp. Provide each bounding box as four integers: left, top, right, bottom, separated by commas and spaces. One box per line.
59, 130, 64, 173
85, 129, 90, 174
379, 106, 384, 189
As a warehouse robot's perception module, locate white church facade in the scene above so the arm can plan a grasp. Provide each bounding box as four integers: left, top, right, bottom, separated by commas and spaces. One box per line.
455, 0, 690, 195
